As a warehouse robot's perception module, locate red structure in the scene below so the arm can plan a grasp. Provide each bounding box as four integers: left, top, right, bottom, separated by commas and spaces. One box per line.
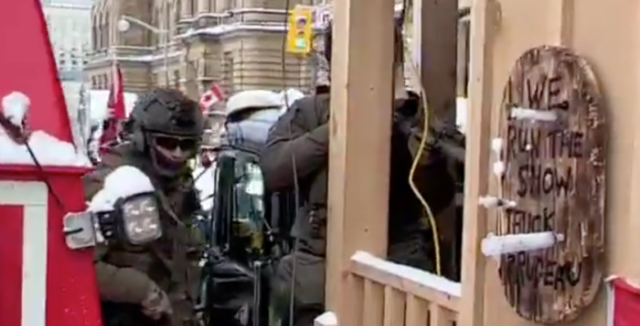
608, 277, 640, 326
0, 0, 102, 325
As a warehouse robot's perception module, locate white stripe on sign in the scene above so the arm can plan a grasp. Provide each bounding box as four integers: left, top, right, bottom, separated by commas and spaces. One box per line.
0, 181, 48, 326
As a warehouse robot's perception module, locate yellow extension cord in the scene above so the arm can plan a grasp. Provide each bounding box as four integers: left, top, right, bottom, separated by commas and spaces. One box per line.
403, 40, 443, 277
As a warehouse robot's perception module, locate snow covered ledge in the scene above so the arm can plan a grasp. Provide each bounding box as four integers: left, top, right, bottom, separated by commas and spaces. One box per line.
315, 252, 461, 326
351, 251, 461, 304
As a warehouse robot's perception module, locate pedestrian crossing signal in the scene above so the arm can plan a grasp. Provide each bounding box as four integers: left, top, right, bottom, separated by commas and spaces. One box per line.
286, 6, 313, 55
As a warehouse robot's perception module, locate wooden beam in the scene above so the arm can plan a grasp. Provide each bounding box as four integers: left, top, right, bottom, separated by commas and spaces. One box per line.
419, 0, 460, 279
458, 0, 498, 325
420, 0, 459, 121
325, 0, 395, 324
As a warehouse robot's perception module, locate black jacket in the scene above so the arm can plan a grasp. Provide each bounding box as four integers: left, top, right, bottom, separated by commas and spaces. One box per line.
259, 94, 455, 256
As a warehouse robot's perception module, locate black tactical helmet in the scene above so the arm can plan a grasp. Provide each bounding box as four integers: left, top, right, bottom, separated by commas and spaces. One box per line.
129, 88, 204, 177
130, 88, 204, 137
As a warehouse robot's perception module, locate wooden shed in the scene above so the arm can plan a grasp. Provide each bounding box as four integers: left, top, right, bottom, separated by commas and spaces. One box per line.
316, 0, 639, 325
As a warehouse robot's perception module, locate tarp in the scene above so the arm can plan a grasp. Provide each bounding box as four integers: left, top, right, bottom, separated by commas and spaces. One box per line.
607, 276, 640, 326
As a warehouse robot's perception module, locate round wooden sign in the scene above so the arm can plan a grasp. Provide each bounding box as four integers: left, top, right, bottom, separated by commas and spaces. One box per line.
496, 46, 606, 323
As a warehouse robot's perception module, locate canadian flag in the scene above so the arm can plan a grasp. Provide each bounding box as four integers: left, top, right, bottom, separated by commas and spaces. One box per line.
199, 83, 224, 113
607, 276, 640, 326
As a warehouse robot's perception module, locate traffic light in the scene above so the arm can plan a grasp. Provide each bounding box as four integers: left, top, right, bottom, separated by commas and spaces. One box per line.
286, 6, 313, 55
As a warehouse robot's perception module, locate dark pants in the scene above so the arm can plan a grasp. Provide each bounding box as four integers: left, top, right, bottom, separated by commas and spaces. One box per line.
101, 302, 162, 326
270, 234, 431, 326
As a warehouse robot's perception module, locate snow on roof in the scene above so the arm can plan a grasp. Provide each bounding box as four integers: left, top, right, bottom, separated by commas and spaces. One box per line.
88, 165, 155, 212
181, 23, 286, 38
0, 92, 90, 167
88, 51, 184, 65
88, 90, 138, 125
176, 4, 408, 38
0, 130, 91, 166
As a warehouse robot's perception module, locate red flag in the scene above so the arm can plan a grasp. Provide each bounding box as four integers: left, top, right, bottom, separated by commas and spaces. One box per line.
107, 62, 125, 119
199, 83, 224, 112
607, 277, 640, 326
99, 62, 125, 153
98, 119, 121, 155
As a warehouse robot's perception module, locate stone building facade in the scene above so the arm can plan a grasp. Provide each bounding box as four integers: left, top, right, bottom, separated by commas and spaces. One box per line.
85, 0, 328, 97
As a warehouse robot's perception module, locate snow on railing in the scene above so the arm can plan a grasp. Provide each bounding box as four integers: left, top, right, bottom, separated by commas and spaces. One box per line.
317, 251, 461, 326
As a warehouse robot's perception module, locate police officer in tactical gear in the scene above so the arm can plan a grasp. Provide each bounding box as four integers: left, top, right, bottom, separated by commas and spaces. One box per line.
261, 21, 457, 326
83, 88, 206, 326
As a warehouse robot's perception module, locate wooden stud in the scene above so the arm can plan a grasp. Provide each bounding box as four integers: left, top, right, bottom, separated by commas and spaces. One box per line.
458, 1, 498, 326
325, 0, 395, 324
